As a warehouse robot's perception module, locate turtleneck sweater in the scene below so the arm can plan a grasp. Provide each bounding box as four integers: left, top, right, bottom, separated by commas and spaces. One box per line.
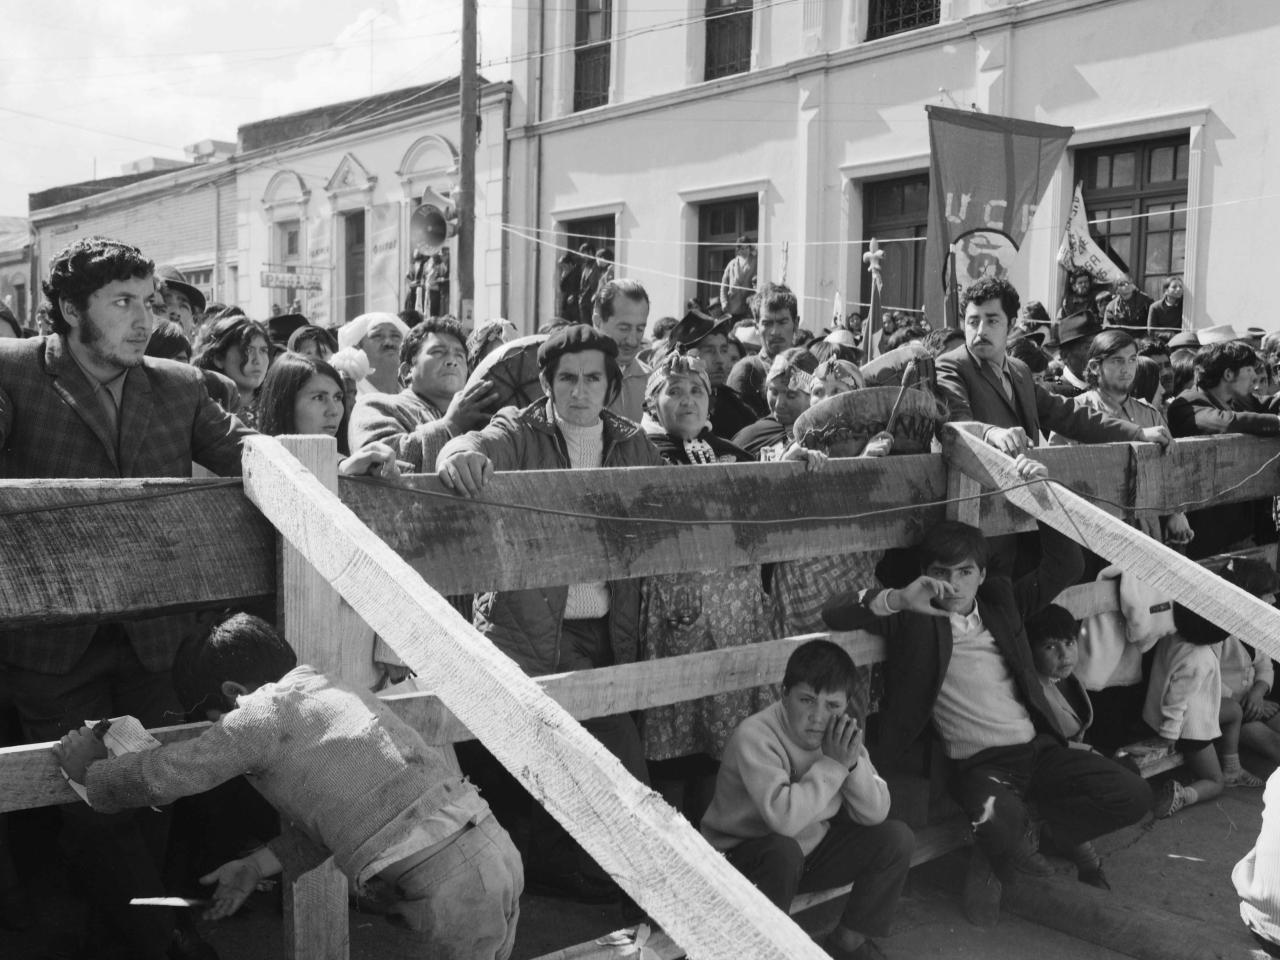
554, 407, 610, 619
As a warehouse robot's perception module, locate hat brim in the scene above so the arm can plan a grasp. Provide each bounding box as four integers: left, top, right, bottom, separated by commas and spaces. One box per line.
158, 277, 206, 315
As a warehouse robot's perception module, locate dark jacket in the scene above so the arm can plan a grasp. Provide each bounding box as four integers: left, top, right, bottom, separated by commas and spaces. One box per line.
0, 334, 255, 673
821, 524, 1084, 759
710, 386, 759, 441
437, 398, 665, 676
935, 344, 1145, 445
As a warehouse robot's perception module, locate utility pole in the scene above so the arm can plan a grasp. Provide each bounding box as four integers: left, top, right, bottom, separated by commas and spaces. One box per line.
457, 0, 477, 327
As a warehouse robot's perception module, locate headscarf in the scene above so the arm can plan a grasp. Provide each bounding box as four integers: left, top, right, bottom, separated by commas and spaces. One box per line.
812, 357, 864, 399
467, 318, 519, 367
337, 311, 410, 352
645, 351, 716, 461
765, 347, 819, 394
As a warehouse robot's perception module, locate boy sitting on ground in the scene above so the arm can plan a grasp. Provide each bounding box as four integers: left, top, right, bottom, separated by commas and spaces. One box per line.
1025, 604, 1108, 889
700, 639, 914, 960
821, 468, 1152, 929
53, 613, 523, 960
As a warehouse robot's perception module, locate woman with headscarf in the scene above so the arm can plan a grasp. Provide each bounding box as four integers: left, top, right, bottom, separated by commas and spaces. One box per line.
637, 351, 784, 821
334, 311, 411, 395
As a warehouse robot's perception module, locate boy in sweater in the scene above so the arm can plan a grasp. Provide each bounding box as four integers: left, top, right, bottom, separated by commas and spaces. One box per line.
700, 639, 914, 960
53, 613, 522, 960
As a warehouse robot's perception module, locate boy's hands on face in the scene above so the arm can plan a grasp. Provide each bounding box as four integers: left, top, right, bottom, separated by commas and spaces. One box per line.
53, 726, 108, 783
821, 713, 863, 770
890, 576, 958, 617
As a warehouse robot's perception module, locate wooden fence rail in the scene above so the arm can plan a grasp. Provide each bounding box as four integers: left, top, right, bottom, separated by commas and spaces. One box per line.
2, 430, 1279, 958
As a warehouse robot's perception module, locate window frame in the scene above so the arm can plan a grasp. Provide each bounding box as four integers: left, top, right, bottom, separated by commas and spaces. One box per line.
866, 0, 941, 42
704, 0, 753, 82
573, 0, 613, 113
696, 195, 760, 308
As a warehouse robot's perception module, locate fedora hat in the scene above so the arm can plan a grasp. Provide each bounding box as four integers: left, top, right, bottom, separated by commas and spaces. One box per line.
1056, 311, 1103, 347
154, 264, 207, 315
1166, 330, 1199, 349
1198, 324, 1242, 346
669, 309, 733, 350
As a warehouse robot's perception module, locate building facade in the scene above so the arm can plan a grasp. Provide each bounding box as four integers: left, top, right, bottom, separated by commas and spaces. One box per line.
507, 0, 1280, 331
234, 80, 511, 328
28, 147, 237, 312
0, 218, 32, 327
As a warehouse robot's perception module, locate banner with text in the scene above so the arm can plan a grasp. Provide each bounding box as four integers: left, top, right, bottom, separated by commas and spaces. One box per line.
924, 105, 1073, 327
1056, 182, 1125, 285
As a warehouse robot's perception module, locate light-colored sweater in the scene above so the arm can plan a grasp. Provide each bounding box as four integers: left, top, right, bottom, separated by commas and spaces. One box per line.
1143, 636, 1223, 741
556, 411, 610, 619
1219, 636, 1274, 701
347, 387, 450, 472
1235, 768, 1280, 949
85, 665, 487, 885
700, 700, 891, 856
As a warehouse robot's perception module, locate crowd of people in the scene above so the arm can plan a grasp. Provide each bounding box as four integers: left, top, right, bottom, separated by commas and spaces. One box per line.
3, 234, 1280, 959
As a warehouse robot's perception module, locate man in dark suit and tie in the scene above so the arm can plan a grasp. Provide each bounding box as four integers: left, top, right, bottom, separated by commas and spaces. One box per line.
0, 236, 254, 959
935, 277, 1172, 452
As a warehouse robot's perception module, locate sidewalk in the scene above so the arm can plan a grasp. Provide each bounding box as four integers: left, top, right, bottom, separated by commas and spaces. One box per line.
0, 779, 1267, 959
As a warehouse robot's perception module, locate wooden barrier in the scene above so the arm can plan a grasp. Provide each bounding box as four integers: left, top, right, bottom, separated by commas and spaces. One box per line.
2, 432, 1279, 958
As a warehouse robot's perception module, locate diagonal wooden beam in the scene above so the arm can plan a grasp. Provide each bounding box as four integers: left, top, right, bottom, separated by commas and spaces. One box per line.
943, 423, 1280, 662
240, 435, 832, 960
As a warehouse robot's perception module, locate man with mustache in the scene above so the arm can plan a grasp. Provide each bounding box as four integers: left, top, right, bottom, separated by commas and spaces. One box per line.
936, 277, 1172, 453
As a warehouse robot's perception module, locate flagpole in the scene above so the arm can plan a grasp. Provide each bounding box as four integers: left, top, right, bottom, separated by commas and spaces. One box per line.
947, 245, 960, 330
863, 237, 883, 360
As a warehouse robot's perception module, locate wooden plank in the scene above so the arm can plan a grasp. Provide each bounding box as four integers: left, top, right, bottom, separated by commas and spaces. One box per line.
943, 425, 1280, 665
0, 478, 274, 628
0, 722, 207, 814
241, 434, 834, 960
385, 631, 885, 744
275, 436, 350, 960
945, 462, 983, 526
337, 455, 950, 595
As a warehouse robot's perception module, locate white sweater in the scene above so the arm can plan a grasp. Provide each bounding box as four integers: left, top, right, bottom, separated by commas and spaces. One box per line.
701, 700, 891, 856
1143, 636, 1222, 741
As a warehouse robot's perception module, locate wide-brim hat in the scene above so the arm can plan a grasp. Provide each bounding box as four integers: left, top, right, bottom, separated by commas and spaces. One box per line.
1167, 330, 1200, 349
469, 334, 549, 409
1198, 324, 1242, 346
1057, 311, 1104, 347
793, 385, 945, 456
732, 323, 761, 348
669, 309, 733, 349
155, 264, 207, 315
268, 313, 309, 347
825, 328, 861, 349
1009, 326, 1047, 347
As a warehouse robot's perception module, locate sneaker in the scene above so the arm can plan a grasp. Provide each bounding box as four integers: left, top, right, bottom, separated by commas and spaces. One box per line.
962, 846, 1002, 928
1226, 768, 1267, 788
1153, 780, 1188, 819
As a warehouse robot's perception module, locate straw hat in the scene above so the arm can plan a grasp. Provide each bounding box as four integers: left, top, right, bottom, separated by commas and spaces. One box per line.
793, 385, 944, 456
1197, 324, 1242, 346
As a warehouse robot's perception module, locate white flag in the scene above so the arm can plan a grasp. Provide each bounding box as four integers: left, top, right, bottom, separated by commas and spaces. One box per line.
831, 291, 844, 328
1057, 183, 1125, 284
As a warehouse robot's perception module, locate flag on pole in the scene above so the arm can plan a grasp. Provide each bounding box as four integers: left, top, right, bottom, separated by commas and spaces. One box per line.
1057, 183, 1125, 284
923, 106, 1074, 327
831, 290, 844, 329
862, 238, 884, 361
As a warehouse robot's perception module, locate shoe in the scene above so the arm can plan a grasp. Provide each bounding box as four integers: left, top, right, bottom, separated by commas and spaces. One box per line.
1153, 780, 1188, 819
525, 869, 619, 904
1077, 862, 1111, 890
962, 846, 1002, 928
1226, 768, 1267, 788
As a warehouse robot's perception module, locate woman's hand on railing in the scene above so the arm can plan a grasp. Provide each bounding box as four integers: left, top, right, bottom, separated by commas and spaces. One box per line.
781, 444, 829, 471
339, 441, 401, 480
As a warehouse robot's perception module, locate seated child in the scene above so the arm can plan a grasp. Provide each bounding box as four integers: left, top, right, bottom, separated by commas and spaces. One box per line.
700, 639, 913, 960
53, 613, 523, 960
822, 503, 1152, 929
1216, 558, 1280, 771
1025, 604, 1107, 889
1145, 604, 1265, 820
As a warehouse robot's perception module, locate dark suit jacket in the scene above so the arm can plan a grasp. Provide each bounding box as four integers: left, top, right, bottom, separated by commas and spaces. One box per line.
821, 524, 1084, 760
1166, 388, 1280, 439
935, 345, 1144, 445
0, 335, 255, 673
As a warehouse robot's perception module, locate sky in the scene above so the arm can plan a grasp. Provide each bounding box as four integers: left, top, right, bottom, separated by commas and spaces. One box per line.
0, 0, 512, 217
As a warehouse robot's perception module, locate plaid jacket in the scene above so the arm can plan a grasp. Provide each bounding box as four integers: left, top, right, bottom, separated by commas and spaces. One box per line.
0, 335, 255, 673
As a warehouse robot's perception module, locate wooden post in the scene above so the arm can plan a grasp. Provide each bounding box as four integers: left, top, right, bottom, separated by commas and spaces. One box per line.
242, 435, 833, 960
943, 423, 1280, 662
275, 436, 352, 960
